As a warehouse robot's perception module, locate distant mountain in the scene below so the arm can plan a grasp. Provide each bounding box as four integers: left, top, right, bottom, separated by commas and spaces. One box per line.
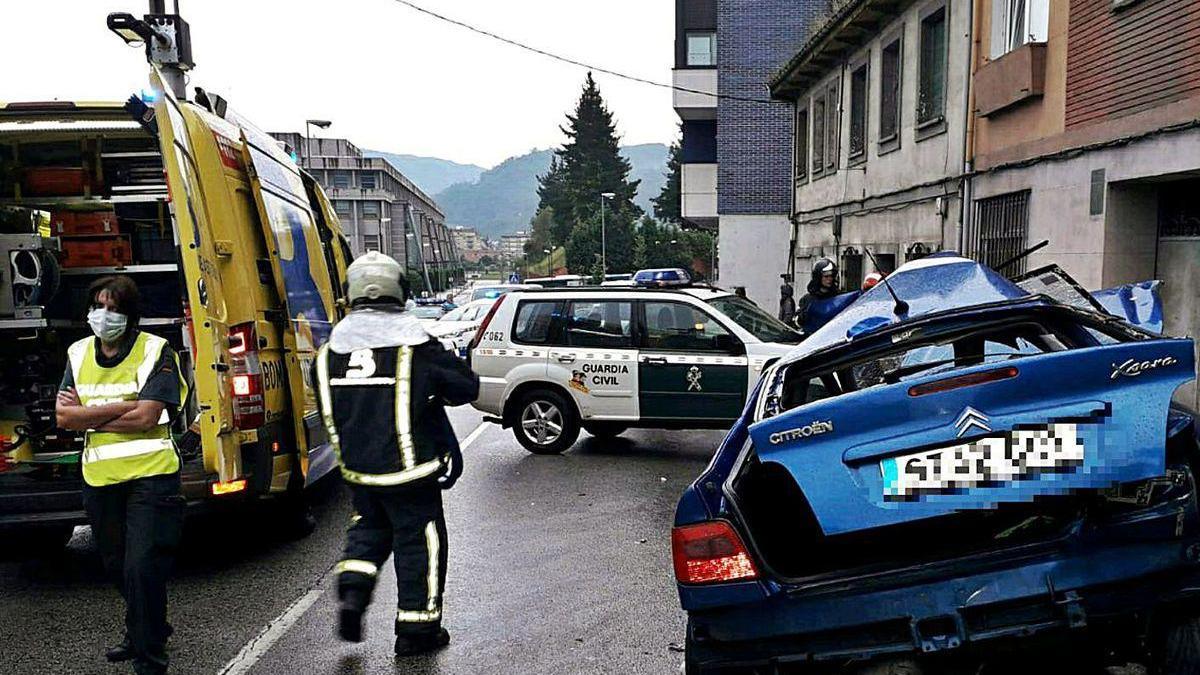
363, 150, 485, 196
433, 143, 670, 239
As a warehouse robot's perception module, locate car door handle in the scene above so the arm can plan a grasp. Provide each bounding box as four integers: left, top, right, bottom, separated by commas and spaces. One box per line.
641, 356, 668, 365
557, 354, 576, 364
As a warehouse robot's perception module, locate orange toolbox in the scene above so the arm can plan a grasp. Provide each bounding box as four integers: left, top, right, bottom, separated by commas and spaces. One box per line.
60, 237, 133, 268
51, 211, 120, 236
22, 167, 97, 197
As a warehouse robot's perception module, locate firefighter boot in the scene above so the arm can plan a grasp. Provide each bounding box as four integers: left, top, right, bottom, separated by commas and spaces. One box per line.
394, 628, 450, 657
338, 588, 370, 643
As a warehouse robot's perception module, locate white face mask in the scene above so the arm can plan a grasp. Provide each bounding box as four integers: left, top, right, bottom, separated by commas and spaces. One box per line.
87, 307, 128, 343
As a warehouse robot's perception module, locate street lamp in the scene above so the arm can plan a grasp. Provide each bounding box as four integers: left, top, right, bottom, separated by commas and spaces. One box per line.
304, 119, 332, 170
599, 192, 615, 276
543, 248, 552, 277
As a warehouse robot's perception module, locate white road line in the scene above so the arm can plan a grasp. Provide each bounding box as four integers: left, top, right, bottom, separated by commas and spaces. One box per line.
217, 421, 490, 674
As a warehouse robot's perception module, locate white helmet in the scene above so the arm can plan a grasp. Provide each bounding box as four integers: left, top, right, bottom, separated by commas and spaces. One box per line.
347, 251, 406, 305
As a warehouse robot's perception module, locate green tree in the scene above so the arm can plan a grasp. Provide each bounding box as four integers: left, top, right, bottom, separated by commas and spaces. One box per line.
527, 206, 556, 253
537, 73, 642, 253
651, 132, 682, 225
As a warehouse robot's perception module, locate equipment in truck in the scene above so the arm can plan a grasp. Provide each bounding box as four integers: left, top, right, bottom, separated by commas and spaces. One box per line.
0, 80, 352, 547
673, 253, 1200, 674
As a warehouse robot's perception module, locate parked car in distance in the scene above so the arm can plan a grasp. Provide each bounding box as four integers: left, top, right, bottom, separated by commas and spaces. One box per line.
410, 303, 447, 324
674, 254, 1200, 674
470, 283, 542, 302
470, 284, 803, 454
427, 298, 497, 357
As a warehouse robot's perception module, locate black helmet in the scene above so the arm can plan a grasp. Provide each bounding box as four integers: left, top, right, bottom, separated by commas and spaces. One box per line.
811, 258, 837, 282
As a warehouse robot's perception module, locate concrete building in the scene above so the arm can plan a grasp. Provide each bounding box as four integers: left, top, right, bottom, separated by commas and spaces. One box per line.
451, 226, 486, 255
771, 0, 971, 290
498, 231, 530, 262
672, 0, 823, 307
965, 0, 1200, 407
270, 133, 462, 290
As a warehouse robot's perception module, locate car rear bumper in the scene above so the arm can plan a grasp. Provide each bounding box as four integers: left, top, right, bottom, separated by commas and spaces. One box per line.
686, 537, 1200, 670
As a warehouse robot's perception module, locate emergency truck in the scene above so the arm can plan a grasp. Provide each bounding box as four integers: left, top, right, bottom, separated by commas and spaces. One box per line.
0, 69, 352, 550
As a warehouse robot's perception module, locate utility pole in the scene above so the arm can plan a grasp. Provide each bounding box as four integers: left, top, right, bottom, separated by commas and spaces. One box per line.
599, 192, 615, 277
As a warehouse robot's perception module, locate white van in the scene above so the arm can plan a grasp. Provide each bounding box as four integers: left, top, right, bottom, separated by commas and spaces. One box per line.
469, 286, 802, 453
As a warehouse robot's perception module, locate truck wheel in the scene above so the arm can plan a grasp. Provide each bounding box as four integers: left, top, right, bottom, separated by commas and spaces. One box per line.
513, 389, 579, 455
7, 525, 75, 557
583, 423, 628, 440
1155, 612, 1200, 674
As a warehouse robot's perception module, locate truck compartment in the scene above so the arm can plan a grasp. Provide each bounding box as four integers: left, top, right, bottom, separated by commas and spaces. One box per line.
0, 116, 195, 474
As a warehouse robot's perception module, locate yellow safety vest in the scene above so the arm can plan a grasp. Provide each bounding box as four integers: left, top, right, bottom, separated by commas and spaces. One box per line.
67, 332, 187, 487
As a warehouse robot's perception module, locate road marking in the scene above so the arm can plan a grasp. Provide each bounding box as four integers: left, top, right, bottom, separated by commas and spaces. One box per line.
217, 420, 490, 674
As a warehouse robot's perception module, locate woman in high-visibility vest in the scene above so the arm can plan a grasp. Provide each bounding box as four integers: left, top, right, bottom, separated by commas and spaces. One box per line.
56, 275, 187, 675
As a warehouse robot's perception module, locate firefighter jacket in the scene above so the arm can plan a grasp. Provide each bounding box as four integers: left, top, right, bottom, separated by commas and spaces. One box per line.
315, 309, 479, 488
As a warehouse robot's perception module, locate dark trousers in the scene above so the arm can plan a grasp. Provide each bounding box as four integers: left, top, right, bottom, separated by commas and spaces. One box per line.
82, 472, 184, 669
338, 482, 448, 637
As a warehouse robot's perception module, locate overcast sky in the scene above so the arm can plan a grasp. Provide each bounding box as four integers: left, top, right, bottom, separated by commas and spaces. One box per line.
3, 0, 677, 168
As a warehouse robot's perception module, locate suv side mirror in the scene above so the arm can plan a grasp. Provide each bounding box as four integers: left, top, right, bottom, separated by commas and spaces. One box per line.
714, 334, 745, 356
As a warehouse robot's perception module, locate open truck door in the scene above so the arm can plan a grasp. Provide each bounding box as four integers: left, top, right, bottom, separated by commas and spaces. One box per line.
749, 337, 1195, 535
235, 120, 338, 482
150, 69, 238, 482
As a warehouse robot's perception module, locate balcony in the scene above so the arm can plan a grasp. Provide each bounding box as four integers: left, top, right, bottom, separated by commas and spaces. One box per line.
975, 42, 1048, 117
672, 68, 718, 120
681, 162, 717, 226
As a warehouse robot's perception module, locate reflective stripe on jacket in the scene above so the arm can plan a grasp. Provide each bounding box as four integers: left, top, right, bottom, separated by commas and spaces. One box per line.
68, 332, 186, 487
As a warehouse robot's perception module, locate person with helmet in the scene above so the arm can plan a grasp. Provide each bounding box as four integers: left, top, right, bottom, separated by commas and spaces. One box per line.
794, 258, 841, 331
862, 272, 884, 291
55, 276, 188, 675
313, 252, 479, 657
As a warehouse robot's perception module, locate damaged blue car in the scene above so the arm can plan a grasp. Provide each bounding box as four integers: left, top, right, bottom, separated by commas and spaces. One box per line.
674, 253, 1199, 673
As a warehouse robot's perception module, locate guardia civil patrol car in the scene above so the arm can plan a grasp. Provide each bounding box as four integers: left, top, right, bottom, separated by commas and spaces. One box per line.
469, 283, 803, 454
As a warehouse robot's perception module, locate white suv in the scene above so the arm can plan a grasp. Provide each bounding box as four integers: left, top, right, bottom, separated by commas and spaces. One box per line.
469, 286, 802, 454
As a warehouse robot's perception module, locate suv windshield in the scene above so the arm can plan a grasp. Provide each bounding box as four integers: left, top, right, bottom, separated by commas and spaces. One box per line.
707, 295, 802, 344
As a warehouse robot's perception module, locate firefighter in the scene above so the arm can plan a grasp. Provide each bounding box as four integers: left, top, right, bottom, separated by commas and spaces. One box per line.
55, 276, 187, 675
314, 252, 479, 656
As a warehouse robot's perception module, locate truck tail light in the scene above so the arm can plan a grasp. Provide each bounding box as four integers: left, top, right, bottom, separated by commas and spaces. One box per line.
228, 322, 264, 430
468, 295, 506, 352
672, 521, 759, 585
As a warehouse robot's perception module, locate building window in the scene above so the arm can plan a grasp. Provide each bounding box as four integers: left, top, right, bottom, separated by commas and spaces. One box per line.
362, 234, 382, 252
332, 171, 351, 189
918, 6, 948, 128
990, 0, 1049, 59
685, 31, 716, 66
841, 247, 863, 291
361, 201, 381, 220
879, 35, 903, 147
334, 200, 352, 217
794, 106, 809, 181
825, 79, 840, 171
848, 63, 869, 162
811, 93, 826, 176
971, 190, 1030, 274
360, 172, 377, 189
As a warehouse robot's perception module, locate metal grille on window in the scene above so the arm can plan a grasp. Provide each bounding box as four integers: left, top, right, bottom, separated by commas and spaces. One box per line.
849, 65, 868, 160
969, 191, 1030, 274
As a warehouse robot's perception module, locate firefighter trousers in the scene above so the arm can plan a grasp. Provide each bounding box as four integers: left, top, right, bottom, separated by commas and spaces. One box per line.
337, 482, 449, 637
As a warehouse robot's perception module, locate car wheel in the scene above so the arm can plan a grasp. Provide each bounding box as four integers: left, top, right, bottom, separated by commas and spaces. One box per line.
513, 389, 579, 455
583, 423, 628, 439
1155, 612, 1200, 674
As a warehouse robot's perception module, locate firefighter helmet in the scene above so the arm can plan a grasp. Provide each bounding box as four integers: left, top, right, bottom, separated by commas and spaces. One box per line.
347, 251, 407, 305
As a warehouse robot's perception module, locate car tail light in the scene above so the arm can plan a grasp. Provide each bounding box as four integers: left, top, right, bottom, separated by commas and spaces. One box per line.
672, 521, 759, 585
908, 366, 1018, 397
228, 322, 265, 430
468, 295, 506, 352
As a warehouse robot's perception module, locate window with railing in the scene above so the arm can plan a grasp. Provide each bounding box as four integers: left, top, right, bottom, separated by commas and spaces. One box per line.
849, 63, 869, 162
970, 191, 1030, 274
918, 6, 948, 128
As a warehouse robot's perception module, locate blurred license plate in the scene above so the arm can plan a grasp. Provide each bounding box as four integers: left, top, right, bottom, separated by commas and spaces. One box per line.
881, 423, 1086, 500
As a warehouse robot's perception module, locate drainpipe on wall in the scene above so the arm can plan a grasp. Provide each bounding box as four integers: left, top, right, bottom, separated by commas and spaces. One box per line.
959, 0, 981, 253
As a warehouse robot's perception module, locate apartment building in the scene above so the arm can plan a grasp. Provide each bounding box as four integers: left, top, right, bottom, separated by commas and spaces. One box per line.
270, 133, 462, 290
673, 0, 823, 307
498, 231, 530, 262
770, 0, 971, 289
966, 0, 1200, 407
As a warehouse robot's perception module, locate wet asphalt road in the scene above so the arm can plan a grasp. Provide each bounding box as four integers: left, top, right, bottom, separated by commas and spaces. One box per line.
0, 407, 718, 674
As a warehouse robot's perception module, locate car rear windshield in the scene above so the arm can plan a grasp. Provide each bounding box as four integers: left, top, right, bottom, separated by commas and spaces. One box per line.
768, 317, 1101, 416
707, 295, 802, 344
